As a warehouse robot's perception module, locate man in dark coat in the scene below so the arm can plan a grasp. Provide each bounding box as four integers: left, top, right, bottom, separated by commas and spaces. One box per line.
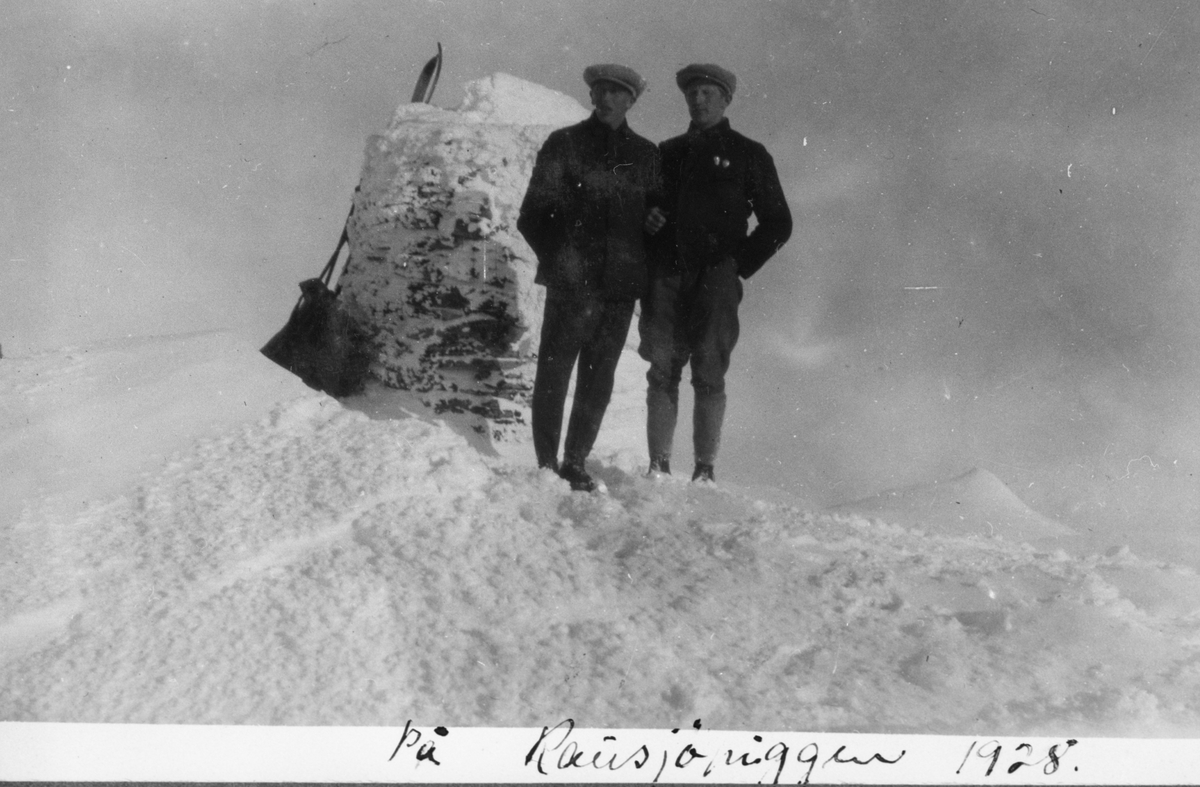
640, 63, 793, 483
518, 64, 662, 491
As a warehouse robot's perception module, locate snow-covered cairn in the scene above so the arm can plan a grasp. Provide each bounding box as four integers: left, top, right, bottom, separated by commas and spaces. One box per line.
338, 74, 589, 441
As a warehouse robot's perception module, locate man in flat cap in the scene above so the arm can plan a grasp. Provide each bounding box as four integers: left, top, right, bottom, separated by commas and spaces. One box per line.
640, 63, 792, 483
518, 64, 662, 491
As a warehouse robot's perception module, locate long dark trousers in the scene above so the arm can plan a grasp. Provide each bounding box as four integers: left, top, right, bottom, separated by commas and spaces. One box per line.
532, 289, 635, 468
638, 258, 742, 466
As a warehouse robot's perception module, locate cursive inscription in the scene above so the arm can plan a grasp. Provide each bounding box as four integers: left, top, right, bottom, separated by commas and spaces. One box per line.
388, 720, 449, 767
524, 718, 905, 784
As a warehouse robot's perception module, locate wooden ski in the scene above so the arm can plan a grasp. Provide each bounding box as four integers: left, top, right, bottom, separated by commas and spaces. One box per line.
428, 42, 443, 103
410, 42, 443, 104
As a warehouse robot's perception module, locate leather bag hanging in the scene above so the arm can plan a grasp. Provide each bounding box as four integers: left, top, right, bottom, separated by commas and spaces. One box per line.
260, 220, 373, 398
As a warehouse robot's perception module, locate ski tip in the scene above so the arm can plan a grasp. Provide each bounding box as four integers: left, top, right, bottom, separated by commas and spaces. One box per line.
409, 43, 444, 104
427, 43, 443, 104
409, 50, 438, 103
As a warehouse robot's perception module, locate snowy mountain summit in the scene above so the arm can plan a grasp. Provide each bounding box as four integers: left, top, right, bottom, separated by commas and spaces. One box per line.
337, 74, 589, 446
5, 74, 1200, 738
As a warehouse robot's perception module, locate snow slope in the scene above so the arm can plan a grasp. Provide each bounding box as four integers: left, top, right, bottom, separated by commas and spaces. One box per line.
0, 331, 314, 530
3, 331, 1200, 737
829, 467, 1074, 544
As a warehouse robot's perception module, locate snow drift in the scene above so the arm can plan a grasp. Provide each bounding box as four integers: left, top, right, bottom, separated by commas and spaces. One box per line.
3, 330, 1200, 737
829, 467, 1074, 543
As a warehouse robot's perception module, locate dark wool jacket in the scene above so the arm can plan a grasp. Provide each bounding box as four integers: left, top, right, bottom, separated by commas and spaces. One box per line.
653, 118, 792, 279
517, 114, 662, 301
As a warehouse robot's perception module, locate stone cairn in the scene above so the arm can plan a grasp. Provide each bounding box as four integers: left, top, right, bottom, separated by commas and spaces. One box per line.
337, 73, 588, 444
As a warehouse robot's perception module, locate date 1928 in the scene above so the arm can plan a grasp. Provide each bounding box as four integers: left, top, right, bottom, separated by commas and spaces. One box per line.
957, 738, 1079, 777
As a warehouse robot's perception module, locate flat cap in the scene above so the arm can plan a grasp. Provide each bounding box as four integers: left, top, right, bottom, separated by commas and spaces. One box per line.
583, 63, 647, 99
675, 63, 737, 99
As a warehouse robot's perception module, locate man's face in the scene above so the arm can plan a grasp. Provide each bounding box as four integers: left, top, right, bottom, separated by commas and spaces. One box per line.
590, 81, 635, 128
684, 82, 730, 129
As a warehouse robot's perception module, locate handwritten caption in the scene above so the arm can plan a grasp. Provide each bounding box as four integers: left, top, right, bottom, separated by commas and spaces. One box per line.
523, 718, 904, 783
387, 718, 1082, 782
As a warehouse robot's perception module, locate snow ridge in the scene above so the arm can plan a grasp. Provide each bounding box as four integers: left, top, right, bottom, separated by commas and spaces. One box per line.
4, 390, 1200, 736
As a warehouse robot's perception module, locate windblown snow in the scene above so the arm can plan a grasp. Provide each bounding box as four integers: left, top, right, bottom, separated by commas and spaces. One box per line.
4, 74, 1200, 739
4, 330, 1200, 737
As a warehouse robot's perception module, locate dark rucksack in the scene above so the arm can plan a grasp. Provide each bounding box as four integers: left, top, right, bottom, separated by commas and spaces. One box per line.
260, 221, 374, 398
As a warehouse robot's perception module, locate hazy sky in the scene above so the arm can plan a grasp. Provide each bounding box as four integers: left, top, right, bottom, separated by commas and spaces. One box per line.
5, 1, 1199, 561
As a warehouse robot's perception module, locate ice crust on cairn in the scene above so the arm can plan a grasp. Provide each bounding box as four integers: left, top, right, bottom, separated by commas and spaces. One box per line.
338, 74, 589, 442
